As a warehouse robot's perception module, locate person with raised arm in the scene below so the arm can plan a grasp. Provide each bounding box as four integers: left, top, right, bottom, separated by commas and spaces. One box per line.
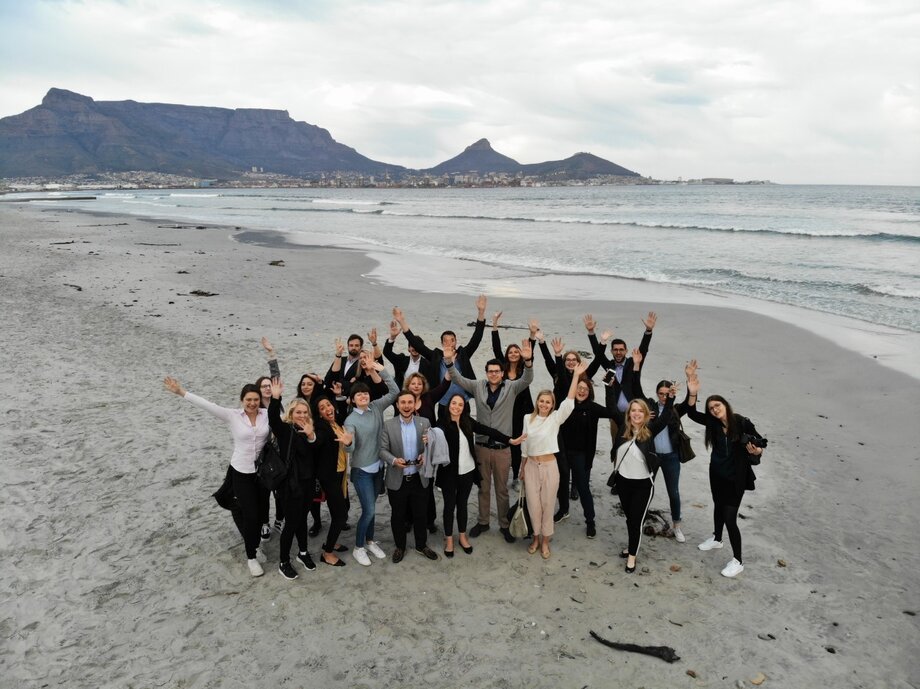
256, 337, 285, 539
520, 360, 587, 559
163, 376, 269, 577
341, 359, 399, 566
393, 295, 487, 418
560, 376, 616, 539
436, 394, 525, 558
383, 319, 432, 391
584, 311, 656, 415
633, 359, 697, 544
267, 378, 319, 580
313, 395, 352, 566
445, 339, 534, 543
490, 311, 535, 488
542, 331, 605, 521
608, 349, 677, 574
683, 363, 765, 578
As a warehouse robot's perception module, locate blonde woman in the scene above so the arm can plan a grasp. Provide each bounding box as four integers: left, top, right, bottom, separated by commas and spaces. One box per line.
520, 361, 587, 559
610, 352, 676, 573
268, 379, 321, 580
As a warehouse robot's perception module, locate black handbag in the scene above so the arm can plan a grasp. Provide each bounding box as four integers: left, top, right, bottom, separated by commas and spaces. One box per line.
212, 466, 238, 512
256, 431, 292, 491
677, 420, 696, 463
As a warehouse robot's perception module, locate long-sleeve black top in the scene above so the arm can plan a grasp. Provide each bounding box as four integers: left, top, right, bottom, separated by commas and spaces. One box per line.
268, 397, 316, 487
685, 406, 763, 491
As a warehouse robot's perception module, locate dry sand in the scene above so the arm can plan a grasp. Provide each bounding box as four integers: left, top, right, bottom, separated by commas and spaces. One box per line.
1, 202, 917, 688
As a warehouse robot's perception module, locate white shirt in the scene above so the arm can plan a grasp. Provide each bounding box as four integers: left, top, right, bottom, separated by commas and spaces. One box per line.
184, 392, 270, 474
457, 433, 476, 475
615, 440, 652, 479
522, 398, 574, 457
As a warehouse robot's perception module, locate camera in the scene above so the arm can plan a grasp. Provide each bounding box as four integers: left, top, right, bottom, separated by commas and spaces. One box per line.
741, 434, 768, 449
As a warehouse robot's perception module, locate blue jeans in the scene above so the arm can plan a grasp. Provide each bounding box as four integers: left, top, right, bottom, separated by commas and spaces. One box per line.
567, 450, 595, 523
350, 466, 382, 548
658, 451, 681, 523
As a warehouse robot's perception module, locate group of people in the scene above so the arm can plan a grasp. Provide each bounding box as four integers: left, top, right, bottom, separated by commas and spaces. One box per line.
164, 296, 765, 581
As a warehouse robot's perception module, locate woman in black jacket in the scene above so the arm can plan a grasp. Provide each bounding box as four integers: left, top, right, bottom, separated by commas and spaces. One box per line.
610, 362, 676, 573
436, 393, 524, 557
268, 380, 318, 580
684, 368, 764, 578
560, 378, 614, 539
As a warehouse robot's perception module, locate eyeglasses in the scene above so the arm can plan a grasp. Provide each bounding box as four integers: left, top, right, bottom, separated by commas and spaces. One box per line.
486, 369, 503, 375
564, 357, 578, 363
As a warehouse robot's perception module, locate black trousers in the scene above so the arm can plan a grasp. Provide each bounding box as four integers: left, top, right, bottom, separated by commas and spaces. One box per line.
442, 471, 476, 536
229, 467, 262, 559
388, 474, 429, 550
617, 476, 653, 557
555, 450, 570, 514
710, 469, 746, 562
279, 479, 314, 563
320, 472, 348, 554
406, 482, 437, 529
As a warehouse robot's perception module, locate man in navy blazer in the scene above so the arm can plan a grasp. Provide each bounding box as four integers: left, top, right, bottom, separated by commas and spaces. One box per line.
379, 391, 440, 563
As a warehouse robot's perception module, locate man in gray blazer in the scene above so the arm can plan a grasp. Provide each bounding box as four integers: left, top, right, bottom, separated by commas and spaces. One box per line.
445, 340, 534, 543
380, 391, 440, 563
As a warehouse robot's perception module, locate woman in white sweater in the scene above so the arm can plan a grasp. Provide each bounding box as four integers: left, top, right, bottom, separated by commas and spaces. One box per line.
520, 361, 587, 559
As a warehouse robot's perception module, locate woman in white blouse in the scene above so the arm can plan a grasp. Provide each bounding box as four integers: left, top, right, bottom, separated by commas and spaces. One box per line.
520, 361, 587, 559
164, 376, 270, 577
610, 372, 677, 574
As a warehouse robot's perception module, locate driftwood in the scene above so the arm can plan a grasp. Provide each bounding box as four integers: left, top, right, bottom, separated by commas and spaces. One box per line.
589, 630, 680, 663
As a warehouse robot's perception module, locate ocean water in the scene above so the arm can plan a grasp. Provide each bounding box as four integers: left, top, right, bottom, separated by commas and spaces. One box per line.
20, 184, 920, 333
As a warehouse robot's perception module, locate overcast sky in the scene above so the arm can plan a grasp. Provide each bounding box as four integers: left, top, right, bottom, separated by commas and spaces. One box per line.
1, 0, 917, 184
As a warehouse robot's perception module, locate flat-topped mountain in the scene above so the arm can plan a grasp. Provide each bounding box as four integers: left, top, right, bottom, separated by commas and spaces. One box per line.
0, 89, 641, 180
0, 88, 401, 178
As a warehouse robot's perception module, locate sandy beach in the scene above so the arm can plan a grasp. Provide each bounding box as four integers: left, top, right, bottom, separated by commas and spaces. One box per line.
1, 201, 917, 688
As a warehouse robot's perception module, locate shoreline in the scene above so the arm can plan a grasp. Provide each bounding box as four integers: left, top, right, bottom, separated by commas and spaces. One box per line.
2, 202, 918, 688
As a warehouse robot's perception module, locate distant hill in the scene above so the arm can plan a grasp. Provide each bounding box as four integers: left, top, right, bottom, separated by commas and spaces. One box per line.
0, 88, 401, 178
425, 138, 523, 175
521, 152, 639, 179
426, 139, 639, 178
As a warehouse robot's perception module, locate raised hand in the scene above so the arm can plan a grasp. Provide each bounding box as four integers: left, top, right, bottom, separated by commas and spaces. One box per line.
331, 381, 343, 397
367, 327, 378, 347
573, 360, 589, 376
369, 359, 385, 372
260, 336, 274, 354
668, 382, 678, 398
528, 318, 540, 338
389, 319, 400, 340
631, 348, 643, 369
519, 338, 533, 361
686, 373, 700, 396
684, 359, 698, 379
392, 306, 407, 328
163, 376, 185, 396
476, 294, 487, 316
334, 337, 344, 357
551, 337, 564, 357
492, 311, 503, 328
583, 313, 597, 333
298, 417, 315, 436
442, 343, 456, 363
642, 311, 658, 331
270, 376, 283, 399
333, 426, 353, 446
600, 329, 613, 344
534, 328, 545, 344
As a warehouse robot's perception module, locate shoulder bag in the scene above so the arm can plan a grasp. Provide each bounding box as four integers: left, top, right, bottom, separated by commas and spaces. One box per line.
256, 430, 293, 491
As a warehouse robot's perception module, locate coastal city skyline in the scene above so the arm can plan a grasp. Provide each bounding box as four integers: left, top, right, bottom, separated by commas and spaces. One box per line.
1, 0, 917, 186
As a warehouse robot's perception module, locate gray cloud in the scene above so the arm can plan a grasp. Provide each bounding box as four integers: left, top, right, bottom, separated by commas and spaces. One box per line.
1, 0, 917, 183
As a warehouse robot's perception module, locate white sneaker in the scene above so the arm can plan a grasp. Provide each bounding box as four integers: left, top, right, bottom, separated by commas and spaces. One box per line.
721, 558, 744, 578
255, 547, 267, 563
247, 558, 264, 577
673, 526, 686, 543
366, 541, 386, 559
353, 547, 372, 567
698, 536, 724, 551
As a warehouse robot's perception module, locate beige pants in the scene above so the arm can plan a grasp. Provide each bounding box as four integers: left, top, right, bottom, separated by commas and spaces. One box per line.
524, 459, 560, 537
475, 446, 512, 528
